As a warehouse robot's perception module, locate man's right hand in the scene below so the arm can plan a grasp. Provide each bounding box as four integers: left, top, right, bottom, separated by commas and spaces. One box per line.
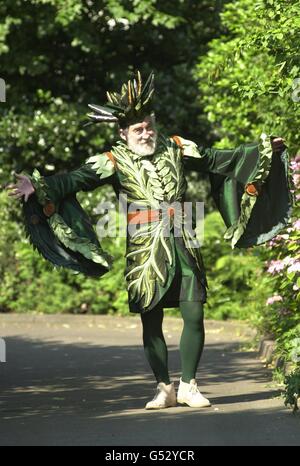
6, 173, 35, 202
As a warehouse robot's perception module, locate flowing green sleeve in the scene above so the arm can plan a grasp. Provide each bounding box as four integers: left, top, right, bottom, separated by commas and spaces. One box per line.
22, 153, 116, 276
178, 134, 295, 248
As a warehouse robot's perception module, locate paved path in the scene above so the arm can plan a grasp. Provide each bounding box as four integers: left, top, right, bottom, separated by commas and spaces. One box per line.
0, 314, 299, 446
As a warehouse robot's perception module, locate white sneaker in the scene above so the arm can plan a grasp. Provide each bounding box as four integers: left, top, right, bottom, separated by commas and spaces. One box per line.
145, 382, 177, 410
177, 378, 211, 408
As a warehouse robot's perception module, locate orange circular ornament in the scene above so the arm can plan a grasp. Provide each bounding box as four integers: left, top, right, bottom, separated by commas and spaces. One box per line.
245, 183, 259, 197
30, 214, 40, 225
43, 201, 56, 217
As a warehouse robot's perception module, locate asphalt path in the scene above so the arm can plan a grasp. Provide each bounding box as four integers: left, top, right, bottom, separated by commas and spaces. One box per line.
0, 314, 299, 446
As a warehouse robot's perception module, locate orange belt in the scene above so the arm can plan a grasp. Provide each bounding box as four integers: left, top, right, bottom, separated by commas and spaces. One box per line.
127, 207, 176, 224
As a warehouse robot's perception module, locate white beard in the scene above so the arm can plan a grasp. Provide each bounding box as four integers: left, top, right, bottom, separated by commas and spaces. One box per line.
127, 133, 158, 156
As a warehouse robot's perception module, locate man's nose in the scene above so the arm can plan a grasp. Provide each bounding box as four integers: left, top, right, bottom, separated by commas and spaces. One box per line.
141, 128, 152, 138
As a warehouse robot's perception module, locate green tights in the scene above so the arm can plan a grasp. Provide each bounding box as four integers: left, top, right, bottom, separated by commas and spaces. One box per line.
140, 301, 205, 384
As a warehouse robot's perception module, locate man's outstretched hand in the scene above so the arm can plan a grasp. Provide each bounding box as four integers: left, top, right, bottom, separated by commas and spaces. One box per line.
271, 137, 286, 153
6, 173, 35, 202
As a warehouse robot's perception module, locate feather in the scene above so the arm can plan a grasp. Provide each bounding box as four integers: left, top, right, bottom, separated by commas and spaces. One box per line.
106, 91, 113, 103
127, 80, 132, 105
87, 113, 118, 122
137, 70, 142, 96
88, 104, 114, 116
133, 78, 138, 98
140, 71, 154, 104
87, 70, 155, 126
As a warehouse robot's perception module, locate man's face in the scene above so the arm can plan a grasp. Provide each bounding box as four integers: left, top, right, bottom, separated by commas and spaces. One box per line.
120, 115, 157, 156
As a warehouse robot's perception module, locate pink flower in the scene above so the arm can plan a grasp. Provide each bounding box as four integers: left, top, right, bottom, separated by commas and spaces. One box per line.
267, 239, 280, 248
275, 234, 290, 241
267, 259, 287, 274
267, 260, 284, 274
293, 219, 300, 231
295, 154, 300, 162
293, 174, 300, 187
287, 261, 300, 273
290, 161, 300, 171
267, 256, 293, 274
266, 295, 283, 305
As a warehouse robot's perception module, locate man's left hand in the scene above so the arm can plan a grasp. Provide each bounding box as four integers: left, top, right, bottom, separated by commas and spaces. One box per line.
271, 137, 286, 153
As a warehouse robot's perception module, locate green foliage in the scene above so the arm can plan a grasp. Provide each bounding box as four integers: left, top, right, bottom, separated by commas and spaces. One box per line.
193, 0, 300, 409
195, 0, 300, 154
283, 368, 300, 413
200, 211, 269, 320
248, 158, 299, 411
275, 325, 300, 369
0, 0, 228, 187
252, 159, 300, 341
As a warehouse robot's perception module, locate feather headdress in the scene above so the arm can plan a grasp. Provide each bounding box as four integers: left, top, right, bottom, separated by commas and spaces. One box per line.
87, 70, 155, 128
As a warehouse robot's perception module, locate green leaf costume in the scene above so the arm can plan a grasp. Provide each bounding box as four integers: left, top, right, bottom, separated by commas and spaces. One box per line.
22, 131, 294, 313
21, 71, 295, 313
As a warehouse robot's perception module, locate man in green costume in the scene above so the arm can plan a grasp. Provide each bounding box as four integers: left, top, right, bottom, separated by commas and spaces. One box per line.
7, 71, 293, 410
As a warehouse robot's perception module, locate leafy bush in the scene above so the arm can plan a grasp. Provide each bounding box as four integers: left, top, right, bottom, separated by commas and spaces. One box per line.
195, 0, 300, 152
200, 211, 268, 320
194, 0, 300, 411
0, 0, 228, 185
283, 368, 300, 413
253, 157, 300, 340
247, 156, 300, 411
